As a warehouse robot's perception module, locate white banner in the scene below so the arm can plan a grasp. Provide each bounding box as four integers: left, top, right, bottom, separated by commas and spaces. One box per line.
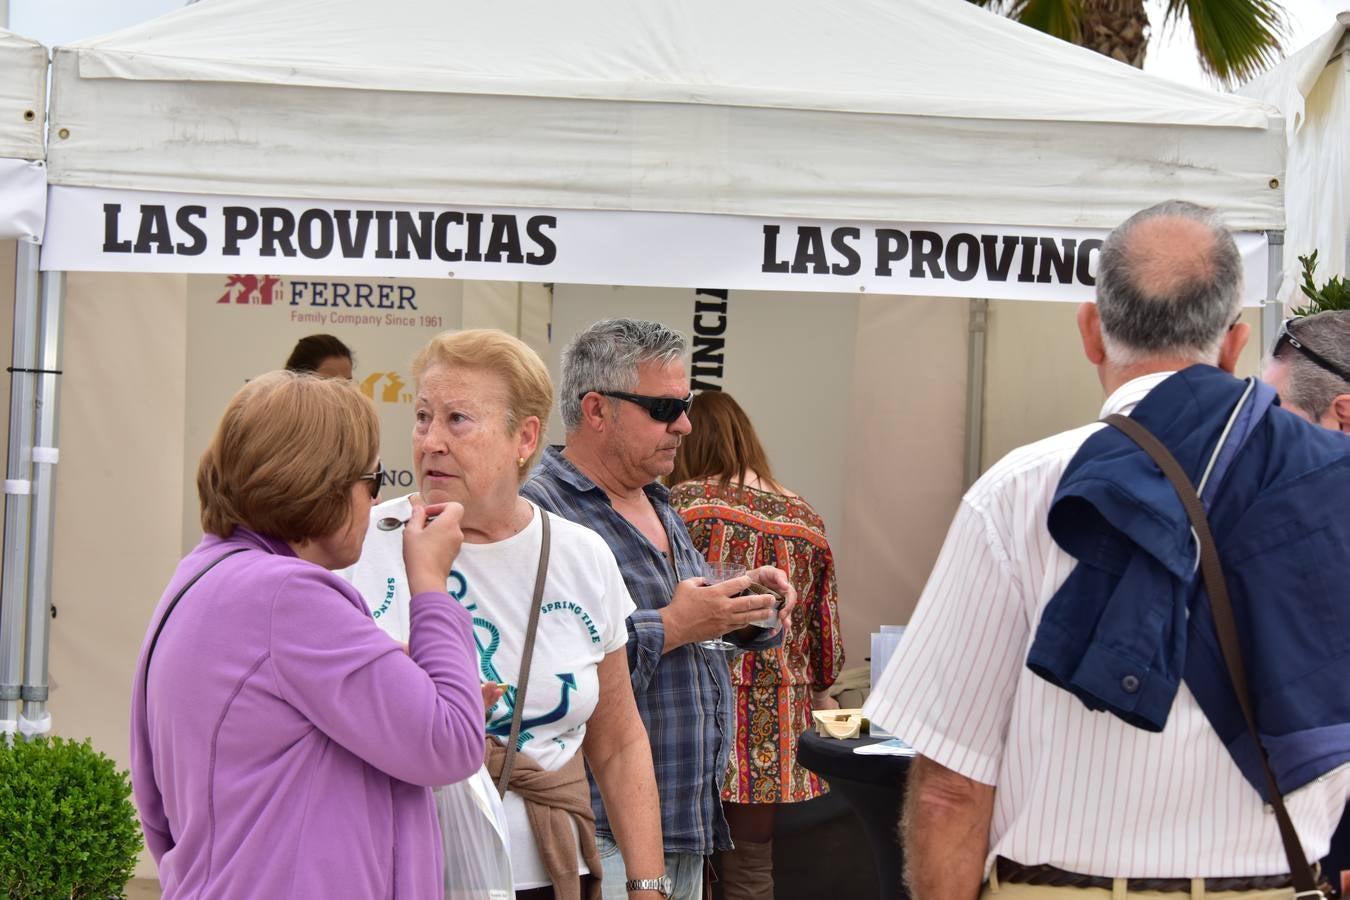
0, 158, 45, 241
42, 186, 1271, 305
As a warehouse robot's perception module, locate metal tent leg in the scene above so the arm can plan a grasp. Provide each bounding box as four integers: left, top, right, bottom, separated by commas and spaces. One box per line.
19, 269, 63, 738
964, 298, 988, 489
1262, 231, 1284, 353
0, 239, 40, 741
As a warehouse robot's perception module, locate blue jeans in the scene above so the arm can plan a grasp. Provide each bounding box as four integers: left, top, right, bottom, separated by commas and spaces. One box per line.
597, 833, 704, 900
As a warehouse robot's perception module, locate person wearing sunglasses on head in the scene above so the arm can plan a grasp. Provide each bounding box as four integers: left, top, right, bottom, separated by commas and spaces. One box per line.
130, 370, 486, 899
1261, 309, 1350, 892
1262, 311, 1350, 433
521, 319, 797, 900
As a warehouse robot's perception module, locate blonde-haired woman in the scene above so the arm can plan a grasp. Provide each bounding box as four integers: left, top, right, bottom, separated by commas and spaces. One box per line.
669, 390, 844, 900
131, 370, 485, 899
346, 330, 666, 900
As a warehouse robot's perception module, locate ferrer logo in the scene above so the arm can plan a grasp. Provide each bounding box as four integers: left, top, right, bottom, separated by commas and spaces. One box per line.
218, 275, 283, 305
212, 276, 442, 330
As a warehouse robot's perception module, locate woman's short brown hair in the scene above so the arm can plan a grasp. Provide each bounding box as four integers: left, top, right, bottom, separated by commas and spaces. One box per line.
198, 370, 380, 541
669, 390, 778, 491
412, 330, 554, 477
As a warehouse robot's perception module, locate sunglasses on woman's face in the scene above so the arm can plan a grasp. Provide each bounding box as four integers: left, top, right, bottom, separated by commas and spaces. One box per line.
356, 462, 384, 500
1274, 317, 1350, 382
583, 390, 694, 424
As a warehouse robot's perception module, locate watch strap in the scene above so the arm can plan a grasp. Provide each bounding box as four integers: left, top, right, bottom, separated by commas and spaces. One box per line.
625, 875, 672, 897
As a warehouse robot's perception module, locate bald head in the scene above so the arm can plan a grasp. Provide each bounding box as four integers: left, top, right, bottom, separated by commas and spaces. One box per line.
1095, 200, 1243, 365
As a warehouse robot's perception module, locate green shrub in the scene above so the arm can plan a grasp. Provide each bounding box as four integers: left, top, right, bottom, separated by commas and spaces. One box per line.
0, 736, 144, 899
1294, 250, 1350, 316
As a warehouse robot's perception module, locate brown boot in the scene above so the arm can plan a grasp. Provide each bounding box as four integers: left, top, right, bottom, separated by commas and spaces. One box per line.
719, 839, 773, 900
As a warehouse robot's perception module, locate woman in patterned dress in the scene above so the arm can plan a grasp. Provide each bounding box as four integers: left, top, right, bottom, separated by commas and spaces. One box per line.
668, 391, 844, 900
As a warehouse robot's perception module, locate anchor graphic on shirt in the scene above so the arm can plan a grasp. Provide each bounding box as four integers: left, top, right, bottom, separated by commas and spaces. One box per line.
485, 673, 577, 736
453, 567, 579, 742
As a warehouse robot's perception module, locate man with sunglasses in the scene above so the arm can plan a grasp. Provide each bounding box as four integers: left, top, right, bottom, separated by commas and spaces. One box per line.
1263, 311, 1350, 433
522, 318, 795, 900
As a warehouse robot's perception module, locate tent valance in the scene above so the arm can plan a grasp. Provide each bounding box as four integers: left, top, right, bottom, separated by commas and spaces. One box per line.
41, 185, 1271, 305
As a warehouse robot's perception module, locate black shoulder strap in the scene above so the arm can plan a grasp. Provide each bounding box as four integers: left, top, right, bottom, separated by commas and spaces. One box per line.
1103, 413, 1320, 897
142, 548, 248, 708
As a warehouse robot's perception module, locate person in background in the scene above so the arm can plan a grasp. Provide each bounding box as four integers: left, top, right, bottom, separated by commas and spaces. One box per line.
344, 330, 665, 900
286, 333, 355, 379
668, 390, 844, 900
1262, 308, 1350, 896
1262, 310, 1349, 433
131, 370, 484, 899
522, 318, 795, 900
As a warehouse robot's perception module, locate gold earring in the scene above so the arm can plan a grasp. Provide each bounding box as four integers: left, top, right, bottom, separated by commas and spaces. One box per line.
518, 457, 526, 468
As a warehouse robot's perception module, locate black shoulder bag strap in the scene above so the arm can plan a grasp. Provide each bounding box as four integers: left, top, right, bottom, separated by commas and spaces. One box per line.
494, 508, 552, 798
142, 548, 248, 709
1103, 413, 1322, 898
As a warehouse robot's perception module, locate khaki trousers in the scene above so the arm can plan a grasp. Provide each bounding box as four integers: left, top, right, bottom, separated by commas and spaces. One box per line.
982, 865, 1296, 900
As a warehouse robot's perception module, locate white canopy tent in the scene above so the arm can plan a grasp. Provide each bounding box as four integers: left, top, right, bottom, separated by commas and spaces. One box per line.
23, 0, 1292, 764
0, 27, 50, 743
40, 0, 1287, 304
1240, 11, 1350, 299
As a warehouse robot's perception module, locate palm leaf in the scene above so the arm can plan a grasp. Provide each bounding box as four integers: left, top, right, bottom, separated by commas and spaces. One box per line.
1165, 0, 1285, 85
968, 0, 1084, 43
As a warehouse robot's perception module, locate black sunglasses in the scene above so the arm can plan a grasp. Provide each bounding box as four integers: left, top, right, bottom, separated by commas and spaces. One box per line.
1273, 317, 1350, 383
356, 462, 384, 500
583, 390, 694, 423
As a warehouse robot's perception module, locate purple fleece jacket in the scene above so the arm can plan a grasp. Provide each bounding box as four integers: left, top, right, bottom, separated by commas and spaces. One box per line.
130, 528, 484, 899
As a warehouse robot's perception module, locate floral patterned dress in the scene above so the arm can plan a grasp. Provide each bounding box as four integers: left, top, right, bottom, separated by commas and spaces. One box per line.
671, 479, 845, 804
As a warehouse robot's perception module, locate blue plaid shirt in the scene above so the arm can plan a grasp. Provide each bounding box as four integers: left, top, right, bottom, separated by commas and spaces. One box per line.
522, 447, 777, 855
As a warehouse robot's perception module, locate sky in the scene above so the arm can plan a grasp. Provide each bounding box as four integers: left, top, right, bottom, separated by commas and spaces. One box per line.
6, 0, 1350, 90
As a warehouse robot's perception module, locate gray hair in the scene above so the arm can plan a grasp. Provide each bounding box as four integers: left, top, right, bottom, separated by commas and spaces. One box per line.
1276, 310, 1350, 418
1096, 200, 1243, 365
559, 318, 688, 431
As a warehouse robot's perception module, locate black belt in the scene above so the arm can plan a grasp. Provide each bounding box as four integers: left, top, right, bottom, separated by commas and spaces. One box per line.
996, 857, 1329, 894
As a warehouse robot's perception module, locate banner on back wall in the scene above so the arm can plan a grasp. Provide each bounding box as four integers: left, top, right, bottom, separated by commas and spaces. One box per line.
43, 186, 1272, 305
178, 272, 464, 552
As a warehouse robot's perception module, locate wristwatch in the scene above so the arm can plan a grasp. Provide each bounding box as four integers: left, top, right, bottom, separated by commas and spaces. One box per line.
625, 875, 673, 897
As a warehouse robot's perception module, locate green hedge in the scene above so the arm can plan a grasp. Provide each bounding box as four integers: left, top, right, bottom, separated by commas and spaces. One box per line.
0, 736, 144, 899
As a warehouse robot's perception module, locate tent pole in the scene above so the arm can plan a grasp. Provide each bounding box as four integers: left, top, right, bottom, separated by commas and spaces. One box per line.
963, 298, 988, 489
20, 269, 64, 739
1262, 231, 1284, 353
0, 239, 40, 741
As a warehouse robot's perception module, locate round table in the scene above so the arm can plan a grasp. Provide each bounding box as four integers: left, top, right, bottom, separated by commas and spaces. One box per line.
796, 731, 911, 900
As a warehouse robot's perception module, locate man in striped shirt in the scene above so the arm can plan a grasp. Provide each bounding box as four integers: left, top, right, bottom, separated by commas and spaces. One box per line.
865, 201, 1350, 899
522, 318, 794, 900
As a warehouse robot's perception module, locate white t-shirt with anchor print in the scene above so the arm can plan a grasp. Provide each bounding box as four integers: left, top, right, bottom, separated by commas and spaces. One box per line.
343, 494, 635, 890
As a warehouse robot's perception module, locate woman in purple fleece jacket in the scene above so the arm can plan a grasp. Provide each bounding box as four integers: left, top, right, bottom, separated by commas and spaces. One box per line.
130, 370, 486, 899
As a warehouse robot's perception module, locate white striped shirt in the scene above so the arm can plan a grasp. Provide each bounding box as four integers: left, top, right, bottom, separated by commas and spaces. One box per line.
865, 371, 1350, 878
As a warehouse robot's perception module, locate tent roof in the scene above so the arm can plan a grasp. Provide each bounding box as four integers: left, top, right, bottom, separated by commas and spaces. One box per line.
1239, 11, 1350, 140
46, 0, 1287, 229
1238, 12, 1350, 287
0, 29, 48, 160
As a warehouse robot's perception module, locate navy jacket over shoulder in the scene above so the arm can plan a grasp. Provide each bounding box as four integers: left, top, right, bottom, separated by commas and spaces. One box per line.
1027, 365, 1350, 799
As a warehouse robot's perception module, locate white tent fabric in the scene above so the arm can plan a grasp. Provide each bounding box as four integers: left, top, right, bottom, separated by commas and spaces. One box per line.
45, 0, 1285, 230
1239, 12, 1350, 295
0, 29, 48, 241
